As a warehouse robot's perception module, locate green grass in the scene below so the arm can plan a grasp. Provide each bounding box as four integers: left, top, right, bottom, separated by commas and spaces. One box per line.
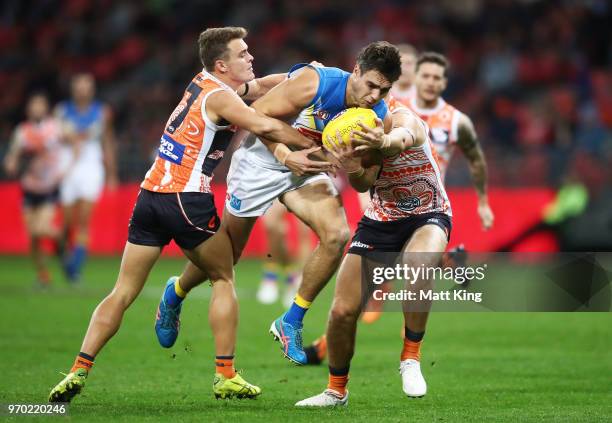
0, 255, 610, 422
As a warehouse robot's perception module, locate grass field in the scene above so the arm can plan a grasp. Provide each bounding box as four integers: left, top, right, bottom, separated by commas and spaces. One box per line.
0, 255, 610, 422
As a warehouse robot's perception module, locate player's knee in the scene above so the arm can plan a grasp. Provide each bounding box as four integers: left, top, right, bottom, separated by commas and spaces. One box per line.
329, 300, 360, 324
320, 224, 350, 251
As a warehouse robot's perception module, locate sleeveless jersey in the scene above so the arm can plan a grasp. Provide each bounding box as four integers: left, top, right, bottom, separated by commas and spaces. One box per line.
141, 70, 237, 193
15, 118, 63, 193
365, 96, 451, 221
243, 64, 388, 171
407, 96, 462, 181
56, 99, 105, 164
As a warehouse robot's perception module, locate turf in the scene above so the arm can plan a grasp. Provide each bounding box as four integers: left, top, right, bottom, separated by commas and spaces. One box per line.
0, 255, 610, 422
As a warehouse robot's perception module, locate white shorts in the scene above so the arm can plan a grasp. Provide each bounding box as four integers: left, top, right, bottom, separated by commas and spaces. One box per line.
60, 160, 105, 205
225, 148, 336, 218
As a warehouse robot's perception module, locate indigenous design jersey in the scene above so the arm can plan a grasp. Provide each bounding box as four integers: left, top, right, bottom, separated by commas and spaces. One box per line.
243, 63, 388, 171
141, 70, 237, 193
14, 118, 63, 193
407, 96, 462, 181
56, 99, 105, 164
365, 97, 451, 221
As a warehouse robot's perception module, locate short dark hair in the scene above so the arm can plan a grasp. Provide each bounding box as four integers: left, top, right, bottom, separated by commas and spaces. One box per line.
198, 27, 248, 71
416, 52, 449, 78
356, 41, 401, 83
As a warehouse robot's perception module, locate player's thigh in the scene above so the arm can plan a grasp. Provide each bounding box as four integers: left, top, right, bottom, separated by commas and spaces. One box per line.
221, 208, 257, 263
22, 207, 37, 235
262, 199, 287, 232
331, 254, 365, 317
281, 179, 348, 242
113, 241, 162, 301
32, 203, 56, 234
182, 226, 234, 283
402, 224, 448, 267
75, 199, 95, 226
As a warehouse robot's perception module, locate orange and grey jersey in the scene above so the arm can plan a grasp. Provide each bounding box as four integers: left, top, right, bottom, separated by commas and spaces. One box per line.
141, 70, 237, 193
365, 106, 451, 221
407, 96, 463, 181
14, 118, 64, 193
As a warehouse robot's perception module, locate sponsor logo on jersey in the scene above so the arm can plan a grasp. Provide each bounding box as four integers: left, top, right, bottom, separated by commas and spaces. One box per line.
430, 128, 449, 144
228, 193, 242, 210
314, 109, 330, 120
207, 150, 225, 160
158, 134, 185, 165
350, 240, 373, 250
397, 196, 421, 212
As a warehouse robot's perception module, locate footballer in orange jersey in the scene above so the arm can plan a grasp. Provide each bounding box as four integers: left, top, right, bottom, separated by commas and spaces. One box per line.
49, 26, 315, 403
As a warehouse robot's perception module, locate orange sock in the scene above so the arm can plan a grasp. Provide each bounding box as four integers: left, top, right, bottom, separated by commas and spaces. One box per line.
215, 357, 236, 379
314, 335, 327, 361
70, 353, 94, 373
327, 373, 349, 396
401, 338, 422, 361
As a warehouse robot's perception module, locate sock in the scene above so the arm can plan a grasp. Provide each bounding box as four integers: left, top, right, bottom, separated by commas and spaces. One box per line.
263, 263, 281, 281
215, 356, 236, 379
71, 352, 95, 373
284, 265, 299, 285
165, 277, 186, 307
68, 245, 87, 279
327, 366, 349, 396
304, 335, 327, 365
283, 294, 311, 326
401, 327, 424, 361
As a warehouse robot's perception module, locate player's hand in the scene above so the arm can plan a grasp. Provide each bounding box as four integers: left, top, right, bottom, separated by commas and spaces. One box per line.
478, 201, 494, 230
350, 118, 387, 152
284, 146, 333, 177
324, 130, 362, 174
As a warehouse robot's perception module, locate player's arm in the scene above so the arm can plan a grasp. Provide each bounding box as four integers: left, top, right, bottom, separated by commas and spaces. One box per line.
242, 67, 331, 174
352, 109, 423, 156
101, 105, 119, 188
237, 73, 286, 101
456, 113, 494, 230
3, 128, 23, 177
207, 87, 322, 154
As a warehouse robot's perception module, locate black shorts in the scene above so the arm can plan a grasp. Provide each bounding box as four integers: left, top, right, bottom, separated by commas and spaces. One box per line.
347, 212, 452, 257
127, 189, 220, 250
23, 188, 59, 208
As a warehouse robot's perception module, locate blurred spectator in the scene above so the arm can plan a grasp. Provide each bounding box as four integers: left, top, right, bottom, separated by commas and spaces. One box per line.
0, 0, 610, 187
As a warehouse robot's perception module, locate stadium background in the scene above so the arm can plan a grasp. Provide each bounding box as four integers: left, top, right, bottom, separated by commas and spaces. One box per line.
0, 0, 611, 255
0, 1, 610, 421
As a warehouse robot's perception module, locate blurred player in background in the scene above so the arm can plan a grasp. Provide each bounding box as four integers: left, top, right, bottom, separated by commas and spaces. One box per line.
297, 96, 451, 407
3, 93, 66, 286
408, 52, 493, 227
257, 200, 310, 307
56, 73, 118, 283
48, 26, 314, 403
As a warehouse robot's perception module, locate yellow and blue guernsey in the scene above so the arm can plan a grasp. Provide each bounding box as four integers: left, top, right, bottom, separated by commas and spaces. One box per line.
243, 63, 388, 170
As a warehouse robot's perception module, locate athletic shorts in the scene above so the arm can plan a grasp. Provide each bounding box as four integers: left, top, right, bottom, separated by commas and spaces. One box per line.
60, 160, 105, 205
348, 212, 452, 257
225, 147, 335, 218
127, 189, 220, 250
22, 188, 59, 208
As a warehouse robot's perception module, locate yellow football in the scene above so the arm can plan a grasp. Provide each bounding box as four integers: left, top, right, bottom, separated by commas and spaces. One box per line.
322, 107, 377, 150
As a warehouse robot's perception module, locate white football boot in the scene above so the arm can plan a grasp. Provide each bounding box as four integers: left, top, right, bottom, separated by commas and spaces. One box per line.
399, 359, 427, 397
256, 280, 279, 304
295, 389, 349, 407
